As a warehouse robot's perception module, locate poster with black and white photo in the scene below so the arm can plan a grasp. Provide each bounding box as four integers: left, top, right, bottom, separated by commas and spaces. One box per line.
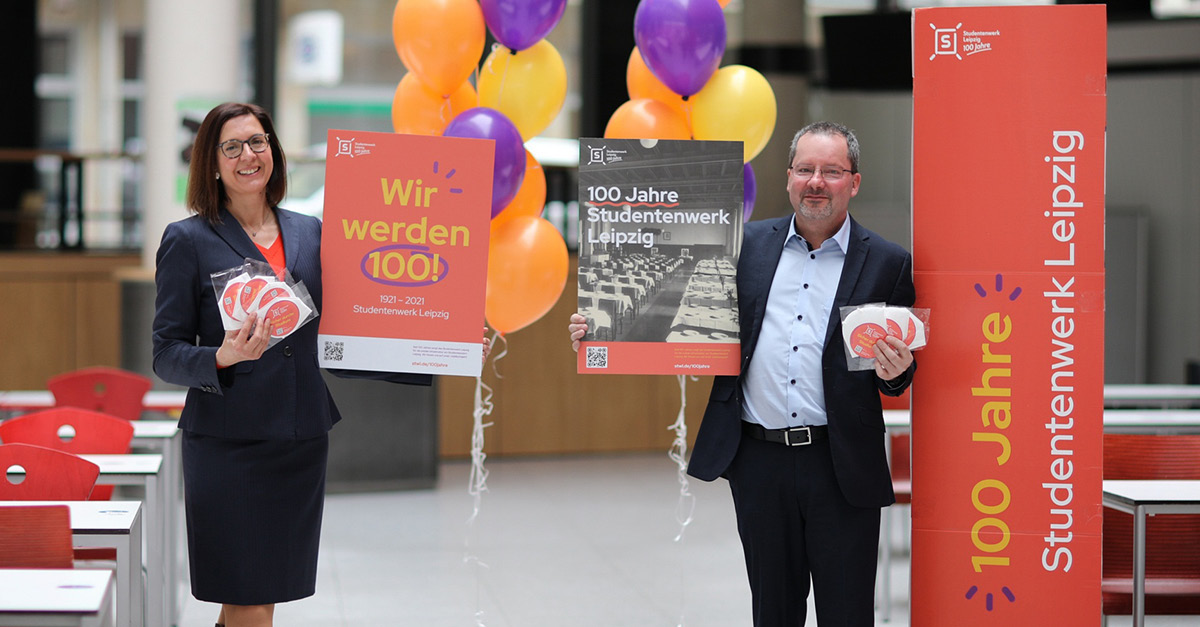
576, 138, 742, 375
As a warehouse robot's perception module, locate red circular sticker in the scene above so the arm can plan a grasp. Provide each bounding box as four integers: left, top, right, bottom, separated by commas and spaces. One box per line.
886, 315, 917, 346
221, 279, 248, 318
264, 299, 301, 337
253, 285, 291, 313
850, 322, 888, 358
239, 277, 270, 312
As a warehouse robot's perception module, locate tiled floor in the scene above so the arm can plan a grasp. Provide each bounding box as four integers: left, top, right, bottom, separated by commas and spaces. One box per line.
177, 453, 1192, 627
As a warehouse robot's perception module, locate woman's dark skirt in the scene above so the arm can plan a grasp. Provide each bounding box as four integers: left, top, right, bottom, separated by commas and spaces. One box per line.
182, 431, 329, 605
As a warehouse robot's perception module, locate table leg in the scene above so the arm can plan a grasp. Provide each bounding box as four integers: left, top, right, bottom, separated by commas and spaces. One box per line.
1133, 504, 1146, 627
143, 475, 165, 627
160, 435, 181, 626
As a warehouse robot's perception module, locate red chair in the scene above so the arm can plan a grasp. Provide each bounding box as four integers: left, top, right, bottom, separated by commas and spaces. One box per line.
0, 408, 134, 499
1102, 434, 1200, 619
0, 443, 99, 500
0, 504, 75, 568
47, 366, 152, 421
0, 442, 111, 562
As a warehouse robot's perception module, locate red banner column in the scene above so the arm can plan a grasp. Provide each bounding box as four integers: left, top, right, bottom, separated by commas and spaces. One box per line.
911, 6, 1106, 625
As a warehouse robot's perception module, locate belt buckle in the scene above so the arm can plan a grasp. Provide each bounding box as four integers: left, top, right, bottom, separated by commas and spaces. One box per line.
784, 426, 812, 446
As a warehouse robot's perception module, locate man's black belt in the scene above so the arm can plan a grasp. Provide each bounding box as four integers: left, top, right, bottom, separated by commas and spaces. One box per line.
742, 421, 828, 447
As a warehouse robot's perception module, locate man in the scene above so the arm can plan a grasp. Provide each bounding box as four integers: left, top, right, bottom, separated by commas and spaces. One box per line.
570, 122, 915, 626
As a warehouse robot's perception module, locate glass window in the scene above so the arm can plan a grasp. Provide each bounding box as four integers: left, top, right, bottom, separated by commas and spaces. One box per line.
40, 33, 70, 75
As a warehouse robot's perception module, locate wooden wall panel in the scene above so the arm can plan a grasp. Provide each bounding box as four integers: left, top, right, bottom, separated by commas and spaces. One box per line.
439, 255, 716, 458
0, 280, 76, 388
74, 280, 121, 370
0, 253, 138, 389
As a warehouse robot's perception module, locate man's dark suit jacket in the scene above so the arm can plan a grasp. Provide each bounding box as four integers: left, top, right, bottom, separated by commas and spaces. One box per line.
687, 215, 915, 509
152, 206, 430, 441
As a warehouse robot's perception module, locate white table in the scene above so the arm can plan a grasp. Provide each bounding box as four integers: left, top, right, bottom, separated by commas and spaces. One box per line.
78, 454, 167, 627
128, 422, 183, 625
1104, 384, 1200, 408
0, 396, 186, 627
0, 569, 116, 627
0, 501, 142, 627
1102, 480, 1200, 627
0, 390, 187, 415
882, 408, 1200, 434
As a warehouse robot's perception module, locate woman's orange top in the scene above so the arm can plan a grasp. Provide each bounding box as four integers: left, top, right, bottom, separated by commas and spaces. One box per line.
255, 235, 286, 280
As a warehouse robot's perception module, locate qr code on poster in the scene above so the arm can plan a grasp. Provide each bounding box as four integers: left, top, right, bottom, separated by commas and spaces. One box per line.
585, 346, 608, 369
323, 341, 344, 362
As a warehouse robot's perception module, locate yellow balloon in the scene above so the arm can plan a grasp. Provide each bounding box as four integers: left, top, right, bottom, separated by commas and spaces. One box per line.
391, 74, 477, 136
691, 65, 777, 163
478, 40, 567, 141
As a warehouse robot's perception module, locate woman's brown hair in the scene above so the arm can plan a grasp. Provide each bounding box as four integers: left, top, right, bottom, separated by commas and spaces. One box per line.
185, 102, 288, 223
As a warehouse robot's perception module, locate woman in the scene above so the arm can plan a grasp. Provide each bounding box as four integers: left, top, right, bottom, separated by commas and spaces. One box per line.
152, 102, 467, 627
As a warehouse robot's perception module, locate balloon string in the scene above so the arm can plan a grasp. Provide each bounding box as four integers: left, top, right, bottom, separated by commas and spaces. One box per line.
467, 374, 495, 524
490, 42, 511, 112
668, 375, 696, 541
489, 331, 508, 379
464, 374, 495, 626
472, 62, 481, 106
669, 375, 698, 627
682, 98, 695, 140
439, 95, 453, 128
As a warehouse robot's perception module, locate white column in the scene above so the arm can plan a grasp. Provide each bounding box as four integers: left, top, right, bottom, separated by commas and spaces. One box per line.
741, 0, 808, 220
76, 0, 123, 247
141, 0, 242, 269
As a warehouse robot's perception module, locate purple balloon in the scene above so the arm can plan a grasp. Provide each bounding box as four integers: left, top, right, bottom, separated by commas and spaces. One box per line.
481, 0, 568, 52
443, 107, 527, 218
634, 0, 726, 98
742, 162, 756, 222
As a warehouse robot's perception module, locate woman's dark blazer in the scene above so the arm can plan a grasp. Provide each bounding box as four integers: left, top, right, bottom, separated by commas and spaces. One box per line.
152, 207, 429, 441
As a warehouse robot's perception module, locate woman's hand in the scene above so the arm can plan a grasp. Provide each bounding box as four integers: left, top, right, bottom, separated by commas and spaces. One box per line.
215, 311, 272, 368
568, 313, 589, 353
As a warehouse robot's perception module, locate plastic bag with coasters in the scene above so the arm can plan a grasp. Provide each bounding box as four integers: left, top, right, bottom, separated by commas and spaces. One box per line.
209, 258, 317, 347
839, 303, 930, 371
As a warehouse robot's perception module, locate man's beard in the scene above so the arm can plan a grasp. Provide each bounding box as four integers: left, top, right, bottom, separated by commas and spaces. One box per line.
798, 201, 833, 221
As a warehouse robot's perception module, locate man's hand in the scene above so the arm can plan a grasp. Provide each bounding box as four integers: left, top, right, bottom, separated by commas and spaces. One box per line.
568, 313, 589, 353
874, 335, 913, 382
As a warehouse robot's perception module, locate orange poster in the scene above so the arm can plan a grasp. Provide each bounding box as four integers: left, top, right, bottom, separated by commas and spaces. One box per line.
911, 6, 1105, 625
318, 130, 492, 377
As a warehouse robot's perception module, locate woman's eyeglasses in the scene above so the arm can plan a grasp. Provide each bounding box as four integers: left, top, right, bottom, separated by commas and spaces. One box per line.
218, 134, 270, 159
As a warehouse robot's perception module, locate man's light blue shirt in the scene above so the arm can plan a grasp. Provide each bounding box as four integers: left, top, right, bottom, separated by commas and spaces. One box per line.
741, 216, 850, 428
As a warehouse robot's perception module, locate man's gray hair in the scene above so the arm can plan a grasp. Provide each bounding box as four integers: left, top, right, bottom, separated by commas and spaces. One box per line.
787, 121, 860, 173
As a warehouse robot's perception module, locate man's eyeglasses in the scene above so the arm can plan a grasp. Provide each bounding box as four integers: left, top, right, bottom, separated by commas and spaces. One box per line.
218, 134, 270, 159
789, 165, 854, 181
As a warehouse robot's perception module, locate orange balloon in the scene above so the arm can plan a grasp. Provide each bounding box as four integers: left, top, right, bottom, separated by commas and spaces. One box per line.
626, 47, 689, 119
391, 73, 478, 136
492, 149, 546, 228
485, 216, 568, 335
392, 0, 485, 96
718, 0, 731, 7
605, 99, 692, 140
